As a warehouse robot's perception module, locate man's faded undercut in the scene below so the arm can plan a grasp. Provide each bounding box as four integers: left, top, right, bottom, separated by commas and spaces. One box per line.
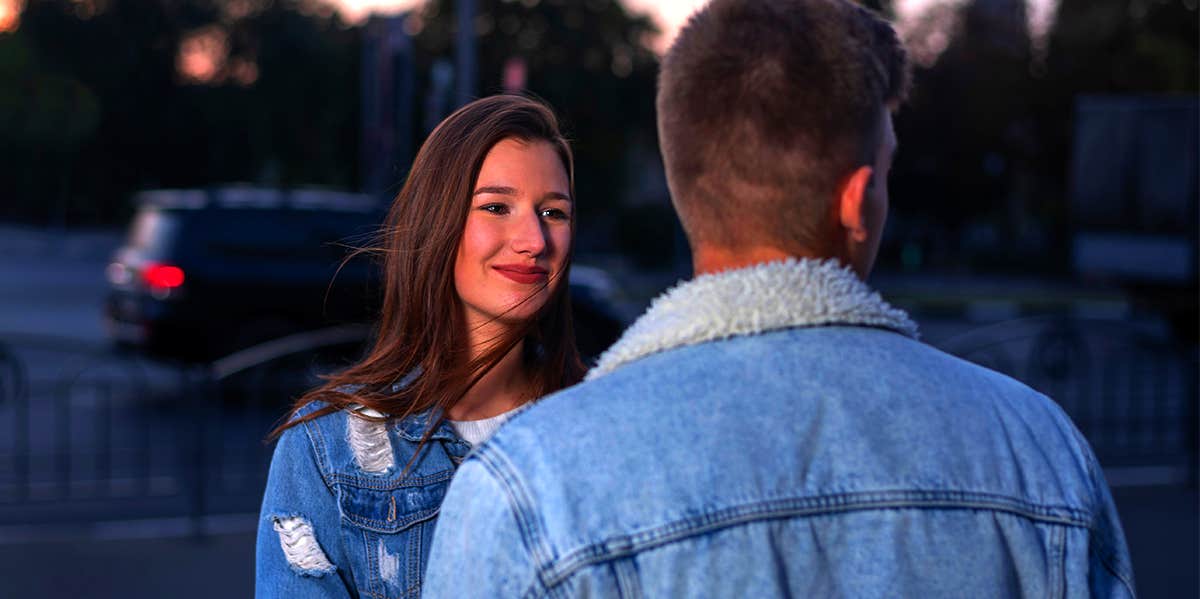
657, 0, 910, 250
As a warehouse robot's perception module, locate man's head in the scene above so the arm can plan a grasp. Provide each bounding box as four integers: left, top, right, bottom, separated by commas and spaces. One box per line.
657, 0, 909, 278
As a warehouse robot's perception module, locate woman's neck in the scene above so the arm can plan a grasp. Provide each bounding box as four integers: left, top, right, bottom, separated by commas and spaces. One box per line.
447, 332, 531, 421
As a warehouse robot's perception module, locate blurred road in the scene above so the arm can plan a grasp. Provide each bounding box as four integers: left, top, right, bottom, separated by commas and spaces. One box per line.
0, 225, 121, 342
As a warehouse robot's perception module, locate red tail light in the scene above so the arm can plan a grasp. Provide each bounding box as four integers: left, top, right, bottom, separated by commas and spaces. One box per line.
142, 264, 185, 289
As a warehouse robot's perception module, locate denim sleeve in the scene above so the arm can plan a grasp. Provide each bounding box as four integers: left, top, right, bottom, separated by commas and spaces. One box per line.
1087, 467, 1137, 597
1071, 427, 1137, 598
255, 423, 355, 598
423, 457, 540, 598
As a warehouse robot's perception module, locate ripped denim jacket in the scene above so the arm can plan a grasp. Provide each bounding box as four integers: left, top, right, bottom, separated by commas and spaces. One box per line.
255, 400, 471, 598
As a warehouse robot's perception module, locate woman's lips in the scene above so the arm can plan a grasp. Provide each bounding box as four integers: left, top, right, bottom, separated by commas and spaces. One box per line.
493, 264, 549, 284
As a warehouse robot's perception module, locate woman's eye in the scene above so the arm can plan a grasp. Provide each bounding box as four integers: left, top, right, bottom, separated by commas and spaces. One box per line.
540, 208, 570, 221
480, 204, 508, 215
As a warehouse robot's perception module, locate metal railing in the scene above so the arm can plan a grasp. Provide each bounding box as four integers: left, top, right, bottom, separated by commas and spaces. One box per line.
0, 327, 368, 534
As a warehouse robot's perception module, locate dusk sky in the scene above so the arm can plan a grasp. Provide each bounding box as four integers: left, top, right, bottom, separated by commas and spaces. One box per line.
329, 0, 1058, 52
0, 0, 1058, 49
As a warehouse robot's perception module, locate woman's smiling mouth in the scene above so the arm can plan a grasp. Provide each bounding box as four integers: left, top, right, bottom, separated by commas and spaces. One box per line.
492, 264, 549, 284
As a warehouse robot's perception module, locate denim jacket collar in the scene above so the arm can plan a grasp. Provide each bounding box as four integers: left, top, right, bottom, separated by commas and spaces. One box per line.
587, 258, 919, 380
373, 368, 462, 443
394, 408, 463, 443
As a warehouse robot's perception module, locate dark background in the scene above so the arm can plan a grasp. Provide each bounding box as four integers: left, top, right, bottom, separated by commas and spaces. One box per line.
1, 0, 1196, 274
0, 1, 1196, 597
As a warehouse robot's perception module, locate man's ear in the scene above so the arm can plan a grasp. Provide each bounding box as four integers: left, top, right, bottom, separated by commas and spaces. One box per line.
837, 165, 874, 243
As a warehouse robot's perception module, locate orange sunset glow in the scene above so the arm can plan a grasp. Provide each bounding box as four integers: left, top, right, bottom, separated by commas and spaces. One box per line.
0, 0, 23, 33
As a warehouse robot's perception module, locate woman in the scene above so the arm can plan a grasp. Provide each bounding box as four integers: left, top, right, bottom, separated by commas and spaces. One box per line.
255, 95, 585, 598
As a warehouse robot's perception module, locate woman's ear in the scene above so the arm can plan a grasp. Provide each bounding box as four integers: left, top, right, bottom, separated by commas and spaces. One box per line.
837, 165, 874, 243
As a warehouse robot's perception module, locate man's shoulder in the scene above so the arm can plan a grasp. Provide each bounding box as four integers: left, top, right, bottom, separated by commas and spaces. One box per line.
491, 324, 1089, 495
512, 324, 1057, 431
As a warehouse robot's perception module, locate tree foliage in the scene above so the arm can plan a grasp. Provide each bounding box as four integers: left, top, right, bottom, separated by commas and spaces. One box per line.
2, 0, 359, 223
412, 0, 660, 250
1, 0, 1195, 276
885, 0, 1197, 273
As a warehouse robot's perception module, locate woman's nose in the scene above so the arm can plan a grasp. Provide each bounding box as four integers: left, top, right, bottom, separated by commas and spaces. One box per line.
509, 211, 547, 256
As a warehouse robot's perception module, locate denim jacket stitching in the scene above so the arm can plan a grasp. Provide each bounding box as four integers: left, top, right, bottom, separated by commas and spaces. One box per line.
1065, 424, 1137, 594
531, 489, 1094, 591
1092, 531, 1137, 595
472, 444, 555, 598
361, 527, 381, 598
611, 558, 642, 599
329, 469, 453, 490
301, 418, 335, 491
342, 509, 440, 534
406, 517, 422, 598
1049, 520, 1066, 598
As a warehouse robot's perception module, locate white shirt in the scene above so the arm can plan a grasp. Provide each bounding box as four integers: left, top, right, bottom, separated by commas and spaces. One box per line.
449, 407, 521, 446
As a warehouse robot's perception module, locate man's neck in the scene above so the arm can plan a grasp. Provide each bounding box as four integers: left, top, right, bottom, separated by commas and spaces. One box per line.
692, 245, 827, 277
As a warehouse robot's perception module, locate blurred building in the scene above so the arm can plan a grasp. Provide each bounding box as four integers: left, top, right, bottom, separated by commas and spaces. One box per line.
1069, 95, 1199, 338
360, 14, 415, 198
1069, 96, 1199, 284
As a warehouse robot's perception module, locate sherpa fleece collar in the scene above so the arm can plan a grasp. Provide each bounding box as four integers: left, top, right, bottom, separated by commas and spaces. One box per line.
586, 258, 919, 380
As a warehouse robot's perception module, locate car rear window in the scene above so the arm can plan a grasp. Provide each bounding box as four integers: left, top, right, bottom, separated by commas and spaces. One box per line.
197, 210, 379, 260
127, 208, 182, 258
126, 206, 381, 264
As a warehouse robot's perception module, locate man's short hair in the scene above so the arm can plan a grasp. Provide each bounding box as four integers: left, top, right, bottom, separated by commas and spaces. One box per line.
657, 0, 910, 250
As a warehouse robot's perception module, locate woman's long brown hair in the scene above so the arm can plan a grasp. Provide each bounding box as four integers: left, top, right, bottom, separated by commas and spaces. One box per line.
269, 94, 586, 448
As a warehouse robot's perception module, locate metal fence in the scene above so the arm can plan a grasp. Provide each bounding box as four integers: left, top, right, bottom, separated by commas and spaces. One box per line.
0, 326, 367, 532
0, 317, 1195, 534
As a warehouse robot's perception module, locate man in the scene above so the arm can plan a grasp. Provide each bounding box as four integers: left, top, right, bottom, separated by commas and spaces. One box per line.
423, 0, 1135, 596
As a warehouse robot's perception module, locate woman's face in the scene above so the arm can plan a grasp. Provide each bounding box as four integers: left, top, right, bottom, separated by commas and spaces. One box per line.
454, 137, 572, 332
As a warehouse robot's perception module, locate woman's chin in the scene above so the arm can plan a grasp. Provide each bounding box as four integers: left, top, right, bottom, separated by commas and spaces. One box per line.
495, 305, 544, 325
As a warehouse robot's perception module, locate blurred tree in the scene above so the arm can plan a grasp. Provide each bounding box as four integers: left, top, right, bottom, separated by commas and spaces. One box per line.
412, 0, 660, 253
0, 31, 101, 223
1048, 0, 1198, 94
889, 0, 1039, 270
885, 0, 1197, 274
2, 0, 358, 224
1037, 0, 1199, 210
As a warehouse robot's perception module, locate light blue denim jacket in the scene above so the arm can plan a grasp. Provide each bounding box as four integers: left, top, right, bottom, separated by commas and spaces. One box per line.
423, 259, 1135, 598
256, 396, 471, 598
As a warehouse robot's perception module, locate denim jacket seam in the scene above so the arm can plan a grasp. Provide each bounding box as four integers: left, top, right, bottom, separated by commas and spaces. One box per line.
405, 514, 423, 598
329, 469, 453, 490
341, 508, 439, 533
1066, 421, 1136, 592
535, 489, 1093, 591
360, 527, 381, 598
470, 444, 555, 598
1050, 519, 1066, 598
300, 417, 336, 492
1090, 521, 1137, 595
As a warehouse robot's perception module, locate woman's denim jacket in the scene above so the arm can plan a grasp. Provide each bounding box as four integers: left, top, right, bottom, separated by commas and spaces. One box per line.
256, 394, 471, 599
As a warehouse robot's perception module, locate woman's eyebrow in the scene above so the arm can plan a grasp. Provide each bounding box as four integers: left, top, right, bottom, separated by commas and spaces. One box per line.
473, 185, 517, 196
473, 186, 571, 202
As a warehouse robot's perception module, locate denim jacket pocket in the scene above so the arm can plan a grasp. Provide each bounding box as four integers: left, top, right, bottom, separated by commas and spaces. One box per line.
338, 472, 450, 533
336, 472, 452, 599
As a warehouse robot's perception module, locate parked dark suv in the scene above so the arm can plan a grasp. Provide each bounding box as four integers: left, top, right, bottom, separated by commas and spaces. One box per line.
105, 186, 626, 362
